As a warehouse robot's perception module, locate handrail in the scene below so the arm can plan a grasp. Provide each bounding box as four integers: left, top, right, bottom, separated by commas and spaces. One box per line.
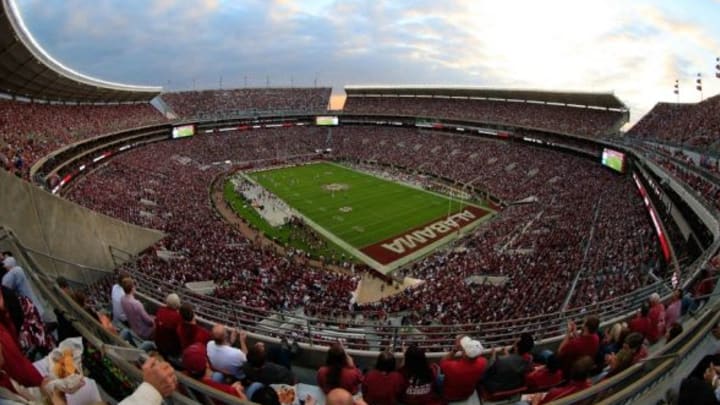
552, 290, 720, 404
6, 220, 716, 352
0, 227, 255, 405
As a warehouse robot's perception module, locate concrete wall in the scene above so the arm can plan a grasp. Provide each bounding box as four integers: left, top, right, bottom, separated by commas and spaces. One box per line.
0, 170, 164, 282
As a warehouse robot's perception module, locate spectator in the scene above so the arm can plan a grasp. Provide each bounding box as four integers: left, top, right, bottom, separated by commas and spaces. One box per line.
0, 286, 23, 336
119, 356, 178, 405
206, 323, 248, 381
557, 316, 600, 374
482, 333, 534, 393
326, 388, 368, 405
647, 293, 666, 344
2, 256, 42, 316
111, 271, 129, 327
177, 303, 211, 350
529, 356, 595, 405
628, 303, 653, 341
598, 322, 628, 363
181, 343, 247, 399
362, 350, 403, 405
604, 332, 646, 378
398, 344, 443, 405
154, 293, 182, 358
439, 336, 487, 402
317, 342, 363, 394
243, 342, 296, 386
525, 354, 563, 392
119, 277, 154, 341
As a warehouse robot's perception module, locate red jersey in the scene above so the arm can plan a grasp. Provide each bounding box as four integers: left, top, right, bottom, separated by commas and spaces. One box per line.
647, 303, 666, 343
558, 334, 599, 373
399, 366, 444, 405
628, 315, 653, 340
177, 322, 211, 351
0, 324, 43, 392
362, 370, 404, 405
525, 366, 564, 391
316, 366, 363, 394
154, 306, 182, 357
439, 356, 487, 401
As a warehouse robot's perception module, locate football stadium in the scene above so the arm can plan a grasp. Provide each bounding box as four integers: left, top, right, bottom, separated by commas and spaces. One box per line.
1, 0, 720, 404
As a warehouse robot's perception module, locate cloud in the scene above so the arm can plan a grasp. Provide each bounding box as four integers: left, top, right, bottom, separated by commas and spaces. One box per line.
10, 0, 720, 123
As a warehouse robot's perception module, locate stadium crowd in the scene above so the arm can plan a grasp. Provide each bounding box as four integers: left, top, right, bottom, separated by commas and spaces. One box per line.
343, 96, 625, 137
0, 99, 166, 178
627, 94, 720, 149
64, 125, 664, 338
76, 271, 717, 404
161, 88, 331, 118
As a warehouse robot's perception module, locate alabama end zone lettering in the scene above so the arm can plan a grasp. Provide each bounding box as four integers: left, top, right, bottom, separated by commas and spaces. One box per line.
361, 205, 489, 265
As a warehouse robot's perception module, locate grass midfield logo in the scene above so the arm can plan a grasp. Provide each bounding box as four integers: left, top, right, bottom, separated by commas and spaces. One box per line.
322, 183, 349, 192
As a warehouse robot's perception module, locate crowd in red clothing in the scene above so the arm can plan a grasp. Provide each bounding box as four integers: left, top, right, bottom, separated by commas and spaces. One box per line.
627, 94, 720, 149
633, 138, 720, 213
161, 87, 331, 118
343, 96, 626, 137
0, 99, 166, 178
64, 125, 663, 348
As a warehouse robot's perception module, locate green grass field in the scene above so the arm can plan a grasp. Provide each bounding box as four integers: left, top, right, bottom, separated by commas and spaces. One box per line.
249, 162, 469, 248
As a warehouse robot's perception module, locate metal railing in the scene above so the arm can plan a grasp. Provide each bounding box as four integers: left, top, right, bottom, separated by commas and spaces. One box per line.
0, 227, 254, 405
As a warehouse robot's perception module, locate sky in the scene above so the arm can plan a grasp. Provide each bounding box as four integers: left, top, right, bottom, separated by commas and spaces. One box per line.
13, 0, 720, 121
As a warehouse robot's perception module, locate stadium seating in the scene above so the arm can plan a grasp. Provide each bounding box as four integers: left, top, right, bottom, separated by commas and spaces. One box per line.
0, 99, 166, 178
343, 96, 625, 137
161, 87, 331, 118
627, 94, 720, 149
65, 126, 661, 333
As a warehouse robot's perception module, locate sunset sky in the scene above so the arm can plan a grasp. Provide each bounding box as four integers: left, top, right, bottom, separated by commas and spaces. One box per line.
14, 0, 720, 120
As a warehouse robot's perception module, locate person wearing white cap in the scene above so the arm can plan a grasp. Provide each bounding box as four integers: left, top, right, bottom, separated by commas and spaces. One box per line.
439, 335, 488, 402
2, 256, 43, 316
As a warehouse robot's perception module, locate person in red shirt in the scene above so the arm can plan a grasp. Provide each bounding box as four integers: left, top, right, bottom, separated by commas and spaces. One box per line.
528, 356, 594, 405
154, 293, 182, 358
557, 316, 600, 374
525, 354, 563, 392
362, 350, 404, 405
176, 303, 211, 351
647, 293, 666, 344
439, 336, 487, 402
628, 303, 652, 340
181, 343, 247, 399
399, 344, 443, 405
0, 290, 44, 394
317, 342, 363, 395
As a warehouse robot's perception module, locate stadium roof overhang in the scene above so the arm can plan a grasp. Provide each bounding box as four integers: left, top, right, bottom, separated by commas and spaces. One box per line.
0, 0, 162, 103
345, 85, 628, 111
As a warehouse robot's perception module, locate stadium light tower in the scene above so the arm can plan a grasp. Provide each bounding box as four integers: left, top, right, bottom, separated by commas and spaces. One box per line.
716, 57, 719, 78
696, 73, 702, 101
673, 79, 679, 103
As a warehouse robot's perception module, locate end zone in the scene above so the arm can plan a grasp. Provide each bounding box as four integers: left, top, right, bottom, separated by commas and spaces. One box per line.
360, 205, 490, 265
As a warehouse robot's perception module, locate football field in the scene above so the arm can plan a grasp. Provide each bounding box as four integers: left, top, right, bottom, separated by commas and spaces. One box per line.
249, 162, 493, 271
